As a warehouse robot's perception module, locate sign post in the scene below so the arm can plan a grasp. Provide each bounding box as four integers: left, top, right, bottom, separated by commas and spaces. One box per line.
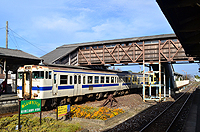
57, 104, 70, 120
18, 99, 42, 130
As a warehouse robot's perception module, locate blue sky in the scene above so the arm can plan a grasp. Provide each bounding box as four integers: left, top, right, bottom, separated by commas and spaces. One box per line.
0, 0, 199, 76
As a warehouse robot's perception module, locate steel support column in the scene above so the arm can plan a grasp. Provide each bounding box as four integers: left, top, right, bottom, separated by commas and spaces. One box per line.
169, 77, 171, 97
164, 68, 166, 101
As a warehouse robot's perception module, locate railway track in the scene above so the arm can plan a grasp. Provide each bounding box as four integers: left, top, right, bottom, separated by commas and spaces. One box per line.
139, 82, 199, 132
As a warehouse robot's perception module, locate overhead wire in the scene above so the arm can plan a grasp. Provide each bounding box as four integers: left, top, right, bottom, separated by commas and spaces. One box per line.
8, 33, 19, 49
8, 28, 20, 50
0, 27, 5, 30
8, 28, 47, 54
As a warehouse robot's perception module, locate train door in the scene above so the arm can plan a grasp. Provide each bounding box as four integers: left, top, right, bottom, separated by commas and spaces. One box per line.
22, 71, 32, 99
52, 73, 58, 95
74, 74, 82, 95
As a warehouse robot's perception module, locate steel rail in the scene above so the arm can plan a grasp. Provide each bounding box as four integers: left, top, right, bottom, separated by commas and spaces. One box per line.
139, 83, 197, 132
165, 86, 197, 132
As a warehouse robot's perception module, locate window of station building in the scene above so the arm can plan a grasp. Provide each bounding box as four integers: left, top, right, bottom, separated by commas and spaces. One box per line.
172, 39, 178, 42
78, 75, 81, 84
106, 77, 109, 83
161, 39, 167, 43
111, 77, 114, 83
93, 46, 98, 49
88, 76, 93, 84
32, 71, 44, 79
95, 76, 99, 83
98, 45, 103, 49
101, 76, 104, 83
70, 76, 73, 84
83, 76, 86, 84
137, 41, 143, 44
60, 75, 68, 84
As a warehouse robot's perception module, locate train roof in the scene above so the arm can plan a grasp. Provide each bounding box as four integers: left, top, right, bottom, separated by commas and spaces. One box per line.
40, 63, 123, 73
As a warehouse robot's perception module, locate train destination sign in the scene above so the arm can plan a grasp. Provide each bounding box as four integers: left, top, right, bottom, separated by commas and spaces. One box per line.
20, 99, 41, 114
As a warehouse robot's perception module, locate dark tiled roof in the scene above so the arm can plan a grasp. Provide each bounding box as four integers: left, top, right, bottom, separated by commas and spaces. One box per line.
60, 33, 176, 48
41, 46, 78, 64
0, 47, 41, 60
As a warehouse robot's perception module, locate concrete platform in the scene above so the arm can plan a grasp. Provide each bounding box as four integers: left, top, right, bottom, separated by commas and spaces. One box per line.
0, 93, 18, 101
183, 87, 200, 132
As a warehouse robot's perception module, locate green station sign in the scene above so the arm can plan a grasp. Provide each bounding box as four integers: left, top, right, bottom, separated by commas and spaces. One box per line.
20, 99, 41, 114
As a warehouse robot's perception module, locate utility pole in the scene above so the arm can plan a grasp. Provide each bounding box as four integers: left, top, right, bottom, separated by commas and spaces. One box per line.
6, 21, 8, 48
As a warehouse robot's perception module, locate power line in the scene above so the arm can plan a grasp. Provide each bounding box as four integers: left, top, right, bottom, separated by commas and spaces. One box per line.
8, 33, 19, 49
0, 27, 5, 30
8, 28, 47, 53
9, 29, 20, 49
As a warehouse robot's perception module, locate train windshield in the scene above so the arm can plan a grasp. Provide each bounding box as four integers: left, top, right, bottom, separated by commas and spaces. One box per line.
18, 72, 23, 79
32, 71, 44, 79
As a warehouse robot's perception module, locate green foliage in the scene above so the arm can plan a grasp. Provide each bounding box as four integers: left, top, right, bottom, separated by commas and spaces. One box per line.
195, 75, 200, 79
0, 114, 81, 132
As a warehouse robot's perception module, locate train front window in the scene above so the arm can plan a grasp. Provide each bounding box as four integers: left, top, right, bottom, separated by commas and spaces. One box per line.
18, 72, 23, 79
32, 71, 44, 79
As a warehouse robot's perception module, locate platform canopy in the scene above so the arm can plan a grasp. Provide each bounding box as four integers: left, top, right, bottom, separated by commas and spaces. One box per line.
156, 0, 200, 58
0, 47, 42, 71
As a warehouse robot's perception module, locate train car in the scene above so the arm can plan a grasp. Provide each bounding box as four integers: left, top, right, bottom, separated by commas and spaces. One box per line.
17, 64, 145, 107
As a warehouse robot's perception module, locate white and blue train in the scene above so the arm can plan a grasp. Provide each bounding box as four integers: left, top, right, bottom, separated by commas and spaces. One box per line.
17, 64, 144, 107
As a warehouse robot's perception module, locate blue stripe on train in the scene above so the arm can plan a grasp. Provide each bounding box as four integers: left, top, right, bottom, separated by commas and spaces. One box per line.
58, 85, 74, 90
82, 83, 119, 88
17, 86, 52, 91
17, 83, 119, 91
122, 83, 131, 85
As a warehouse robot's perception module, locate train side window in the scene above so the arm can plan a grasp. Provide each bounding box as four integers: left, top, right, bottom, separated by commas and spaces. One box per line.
54, 74, 56, 84
70, 76, 73, 84
83, 76, 86, 84
49, 71, 52, 79
60, 75, 68, 84
95, 76, 99, 83
111, 77, 114, 83
74, 75, 77, 84
88, 76, 93, 84
101, 76, 104, 83
150, 75, 153, 82
106, 77, 109, 83
45, 71, 48, 79
128, 77, 131, 82
78, 75, 81, 84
